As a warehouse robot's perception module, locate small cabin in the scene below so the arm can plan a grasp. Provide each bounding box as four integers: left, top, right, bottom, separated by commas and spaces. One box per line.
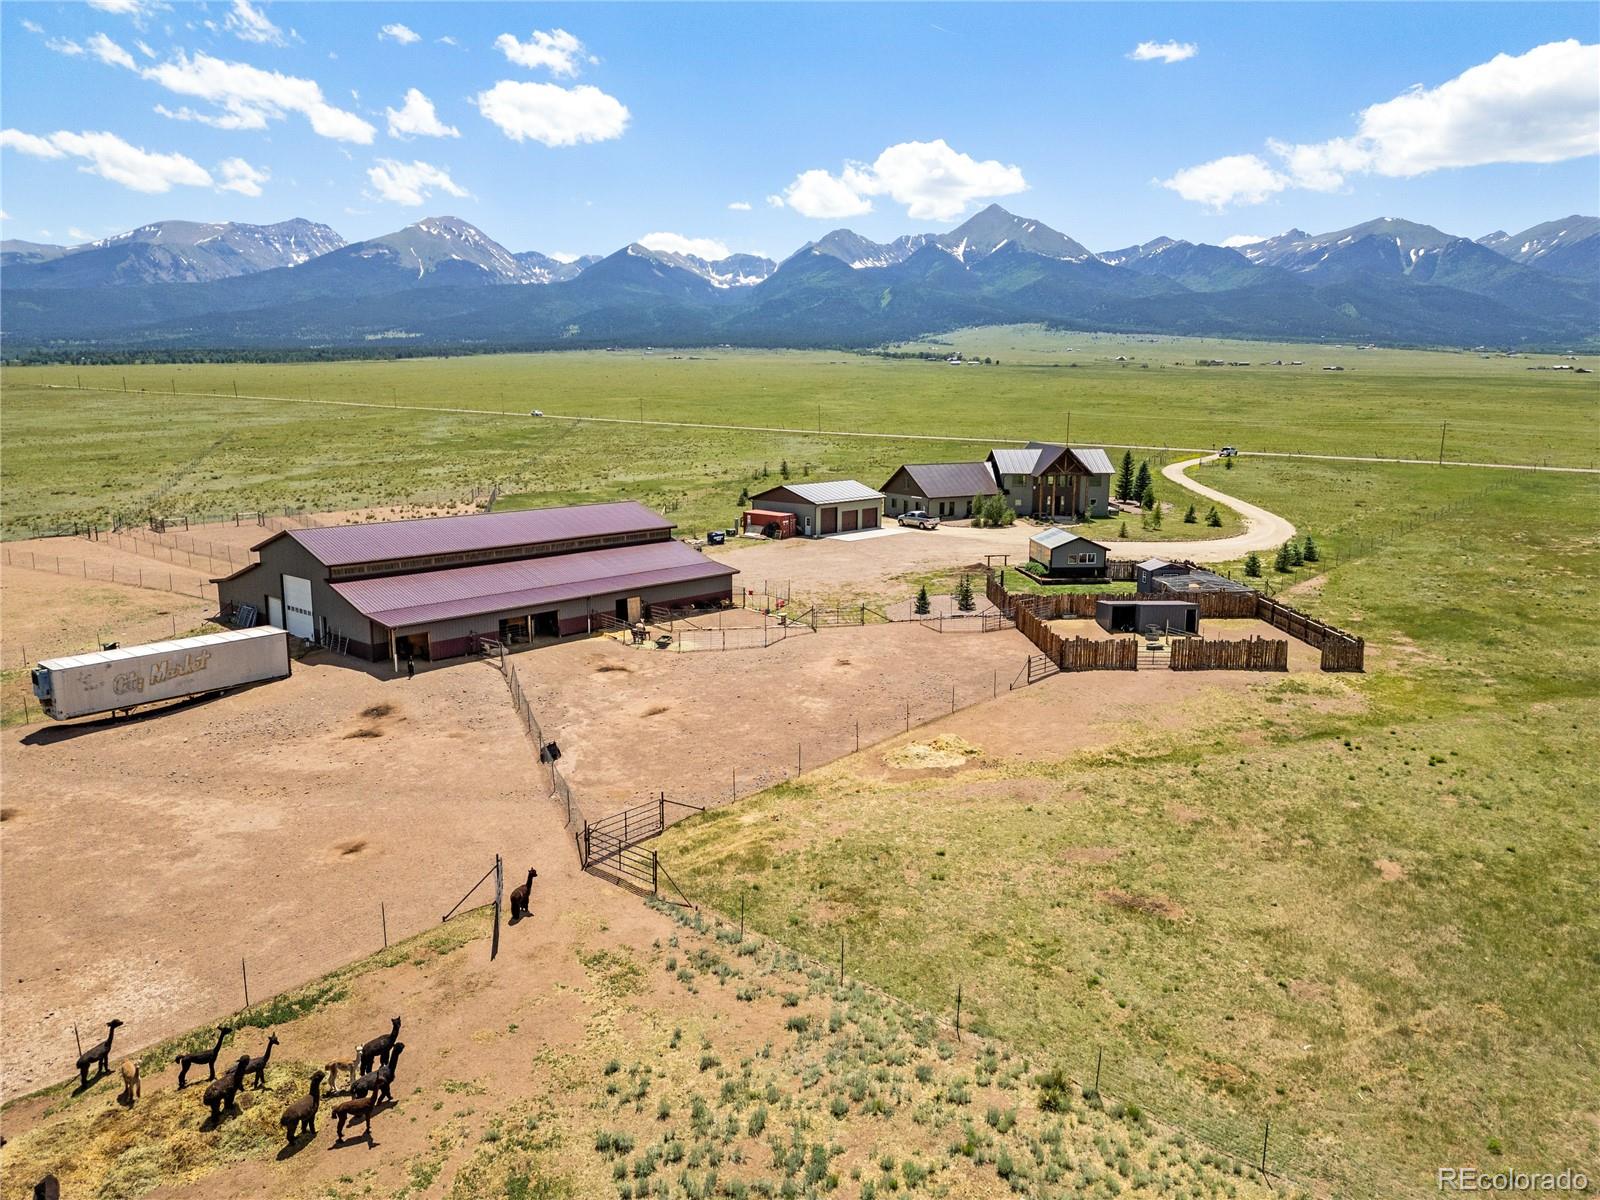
1028, 529, 1108, 579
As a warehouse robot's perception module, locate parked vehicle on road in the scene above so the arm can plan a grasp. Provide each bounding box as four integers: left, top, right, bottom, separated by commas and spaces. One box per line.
898, 510, 941, 530
1218, 446, 1238, 457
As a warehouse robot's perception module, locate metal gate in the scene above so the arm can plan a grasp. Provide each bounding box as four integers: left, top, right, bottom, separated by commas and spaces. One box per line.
281, 575, 314, 640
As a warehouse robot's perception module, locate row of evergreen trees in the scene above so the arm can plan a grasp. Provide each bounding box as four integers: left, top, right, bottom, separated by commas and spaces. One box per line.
1242, 535, 1320, 577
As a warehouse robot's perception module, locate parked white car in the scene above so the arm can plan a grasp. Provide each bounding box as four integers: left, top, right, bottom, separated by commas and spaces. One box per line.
898, 510, 940, 530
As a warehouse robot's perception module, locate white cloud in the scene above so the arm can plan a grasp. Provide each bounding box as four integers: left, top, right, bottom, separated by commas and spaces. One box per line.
774, 139, 1026, 222
69, 226, 91, 239
0, 210, 10, 221
216, 156, 268, 195
638, 232, 732, 260
494, 28, 586, 75
142, 51, 376, 142
547, 251, 578, 263
1160, 154, 1289, 211
135, 39, 156, 58
1219, 233, 1268, 248
765, 194, 785, 209
437, 36, 457, 47
727, 201, 752, 211
1, 128, 212, 192
379, 23, 420, 45
87, 0, 164, 20
224, 0, 286, 46
366, 158, 468, 205
1162, 39, 1600, 209
475, 80, 629, 146
21, 19, 44, 35
387, 88, 459, 138
1128, 40, 1197, 64
46, 37, 85, 56
86, 33, 137, 69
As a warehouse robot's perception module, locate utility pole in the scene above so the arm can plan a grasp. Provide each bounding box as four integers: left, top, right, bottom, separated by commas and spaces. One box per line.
1065, 410, 1071, 446
1438, 421, 1448, 466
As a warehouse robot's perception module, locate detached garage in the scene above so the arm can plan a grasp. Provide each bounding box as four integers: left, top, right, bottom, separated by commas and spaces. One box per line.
746, 481, 885, 538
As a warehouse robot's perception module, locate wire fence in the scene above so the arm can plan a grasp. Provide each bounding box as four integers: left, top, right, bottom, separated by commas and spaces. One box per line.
1, 546, 216, 602
485, 642, 583, 833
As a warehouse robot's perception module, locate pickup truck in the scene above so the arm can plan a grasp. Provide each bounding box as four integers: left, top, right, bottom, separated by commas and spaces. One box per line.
898, 510, 940, 530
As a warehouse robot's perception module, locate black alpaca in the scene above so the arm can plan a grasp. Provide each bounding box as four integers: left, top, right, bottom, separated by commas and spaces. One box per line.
75, 1019, 123, 1089
358, 1016, 400, 1074
279, 1070, 325, 1145
175, 1025, 231, 1089
509, 867, 537, 920
245, 1031, 280, 1089
351, 1041, 403, 1104
203, 1054, 252, 1121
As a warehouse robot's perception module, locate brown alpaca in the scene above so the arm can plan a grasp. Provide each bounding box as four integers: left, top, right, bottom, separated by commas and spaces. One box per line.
119, 1059, 141, 1104
175, 1025, 231, 1088
358, 1016, 400, 1074
245, 1031, 279, 1089
509, 867, 537, 920
324, 1047, 359, 1094
279, 1069, 325, 1144
202, 1054, 252, 1121
331, 1090, 378, 1142
76, 1018, 123, 1089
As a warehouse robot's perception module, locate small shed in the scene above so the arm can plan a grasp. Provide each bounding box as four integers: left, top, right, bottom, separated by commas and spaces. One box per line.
746, 481, 884, 538
741, 509, 797, 539
1028, 528, 1108, 579
1095, 598, 1199, 636
1135, 558, 1189, 592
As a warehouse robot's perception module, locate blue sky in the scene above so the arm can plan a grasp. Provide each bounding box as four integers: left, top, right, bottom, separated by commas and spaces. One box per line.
2, 2, 1596, 259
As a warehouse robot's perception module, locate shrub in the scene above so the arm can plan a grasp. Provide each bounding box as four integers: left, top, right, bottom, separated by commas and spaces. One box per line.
1119, 521, 1129, 539
1206, 506, 1222, 528
1183, 504, 1197, 524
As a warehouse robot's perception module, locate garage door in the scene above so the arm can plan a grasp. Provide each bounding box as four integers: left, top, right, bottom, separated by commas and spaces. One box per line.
841, 508, 859, 532
281, 575, 315, 640
862, 508, 879, 528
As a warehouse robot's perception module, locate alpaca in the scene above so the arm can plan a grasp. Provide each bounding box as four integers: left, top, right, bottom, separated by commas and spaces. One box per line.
175, 1025, 231, 1089
324, 1047, 360, 1094
119, 1059, 141, 1104
358, 1016, 400, 1075
33, 1177, 59, 1200
349, 1060, 391, 1103
202, 1055, 252, 1121
75, 1019, 123, 1089
509, 867, 537, 920
331, 1089, 378, 1142
279, 1069, 325, 1145
245, 1031, 280, 1089
377, 1042, 404, 1103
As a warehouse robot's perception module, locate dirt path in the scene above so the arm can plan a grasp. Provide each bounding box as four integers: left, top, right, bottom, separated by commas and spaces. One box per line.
1109, 455, 1297, 562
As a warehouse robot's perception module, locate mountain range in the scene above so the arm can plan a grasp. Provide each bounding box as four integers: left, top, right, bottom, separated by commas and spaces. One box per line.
3, 206, 1595, 355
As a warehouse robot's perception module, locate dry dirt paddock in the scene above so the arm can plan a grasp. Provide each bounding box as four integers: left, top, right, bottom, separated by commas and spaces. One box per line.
0, 657, 543, 1101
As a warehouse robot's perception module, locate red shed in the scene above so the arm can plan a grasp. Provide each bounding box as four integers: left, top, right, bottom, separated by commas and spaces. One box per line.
742, 509, 797, 539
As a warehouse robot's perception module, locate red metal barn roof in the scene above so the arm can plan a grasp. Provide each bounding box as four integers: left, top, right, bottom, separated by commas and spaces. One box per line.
271, 501, 673, 567
331, 540, 737, 628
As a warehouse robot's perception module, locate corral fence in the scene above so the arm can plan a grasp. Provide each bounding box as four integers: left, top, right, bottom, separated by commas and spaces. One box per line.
1170, 636, 1288, 671
482, 642, 581, 831
918, 611, 1012, 634
1, 545, 216, 602
1015, 605, 1139, 672
578, 794, 704, 906
988, 571, 1363, 672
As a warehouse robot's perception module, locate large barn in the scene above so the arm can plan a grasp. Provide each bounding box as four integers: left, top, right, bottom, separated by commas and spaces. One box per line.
216, 502, 737, 663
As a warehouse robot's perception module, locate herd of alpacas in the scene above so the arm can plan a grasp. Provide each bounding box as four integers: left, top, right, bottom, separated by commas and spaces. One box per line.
65, 1013, 407, 1147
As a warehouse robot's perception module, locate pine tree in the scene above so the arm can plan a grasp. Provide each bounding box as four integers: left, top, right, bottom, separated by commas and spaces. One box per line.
1133, 460, 1152, 503
1274, 543, 1293, 573
1289, 540, 1305, 567
1183, 504, 1197, 524
1302, 535, 1320, 562
1116, 451, 1136, 501
1243, 552, 1262, 578
1119, 520, 1129, 539
779, 459, 790, 479
1205, 506, 1222, 528
1150, 504, 1163, 529
1224, 456, 1234, 471
956, 575, 976, 612
738, 486, 750, 505
1140, 481, 1156, 510
914, 585, 932, 616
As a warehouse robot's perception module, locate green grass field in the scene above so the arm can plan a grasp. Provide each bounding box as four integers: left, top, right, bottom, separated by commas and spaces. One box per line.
2, 331, 1595, 536
659, 455, 1600, 1196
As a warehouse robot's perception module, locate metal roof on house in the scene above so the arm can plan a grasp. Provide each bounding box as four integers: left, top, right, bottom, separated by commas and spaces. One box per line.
886, 462, 999, 498
1137, 558, 1176, 571
270, 502, 674, 568
330, 539, 736, 628
989, 447, 1051, 476
1073, 447, 1114, 476
752, 480, 883, 506
1029, 528, 1104, 550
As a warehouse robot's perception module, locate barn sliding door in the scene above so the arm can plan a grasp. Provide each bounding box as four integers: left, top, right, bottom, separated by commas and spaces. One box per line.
281, 575, 315, 640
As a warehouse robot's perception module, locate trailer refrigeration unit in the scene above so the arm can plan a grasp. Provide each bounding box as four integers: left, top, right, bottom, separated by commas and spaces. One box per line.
30, 627, 291, 721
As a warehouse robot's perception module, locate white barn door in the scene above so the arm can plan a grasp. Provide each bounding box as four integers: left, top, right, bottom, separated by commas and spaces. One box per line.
282, 575, 315, 640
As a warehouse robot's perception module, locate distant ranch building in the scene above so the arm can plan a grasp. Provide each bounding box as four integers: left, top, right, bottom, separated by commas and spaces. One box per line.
216, 501, 736, 663
879, 462, 999, 520
746, 481, 884, 538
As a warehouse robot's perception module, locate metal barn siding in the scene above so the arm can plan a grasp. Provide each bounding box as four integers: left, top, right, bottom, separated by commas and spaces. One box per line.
1095, 599, 1199, 635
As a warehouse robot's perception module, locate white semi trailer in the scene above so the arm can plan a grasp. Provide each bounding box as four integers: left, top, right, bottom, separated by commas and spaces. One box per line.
30, 626, 291, 721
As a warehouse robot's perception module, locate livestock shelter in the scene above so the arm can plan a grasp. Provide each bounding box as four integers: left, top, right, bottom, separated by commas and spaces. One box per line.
746, 481, 885, 538
1027, 528, 1108, 579
986, 444, 1114, 520
1135, 558, 1190, 592
1095, 598, 1200, 636
216, 501, 737, 663
879, 462, 999, 520
1147, 567, 1254, 596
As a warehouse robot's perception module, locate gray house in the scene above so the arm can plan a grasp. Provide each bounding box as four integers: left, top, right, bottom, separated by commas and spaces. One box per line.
879, 462, 999, 519
985, 444, 1113, 520
215, 502, 736, 663
1028, 528, 1108, 579
746, 480, 885, 537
